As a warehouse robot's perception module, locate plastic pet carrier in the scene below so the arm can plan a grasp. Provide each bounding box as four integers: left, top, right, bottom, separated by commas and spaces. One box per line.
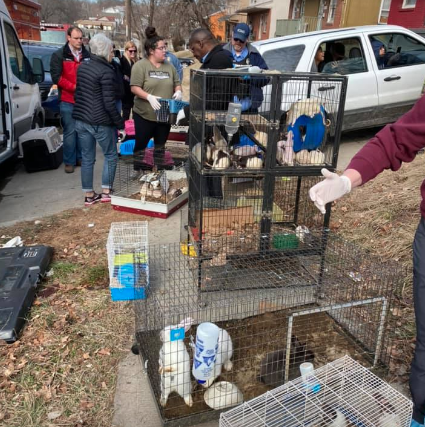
18, 127, 63, 172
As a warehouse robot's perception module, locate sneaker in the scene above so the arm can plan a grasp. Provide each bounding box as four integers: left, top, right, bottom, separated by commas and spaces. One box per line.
100, 191, 112, 203
65, 164, 74, 173
84, 193, 101, 206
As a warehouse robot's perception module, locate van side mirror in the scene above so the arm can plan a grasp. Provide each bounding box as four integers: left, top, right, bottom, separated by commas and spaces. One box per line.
31, 57, 44, 83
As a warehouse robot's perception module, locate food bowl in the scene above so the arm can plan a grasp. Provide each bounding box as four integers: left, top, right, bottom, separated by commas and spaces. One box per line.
204, 381, 243, 410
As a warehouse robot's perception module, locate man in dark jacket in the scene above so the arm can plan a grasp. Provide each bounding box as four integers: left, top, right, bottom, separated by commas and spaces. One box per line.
189, 28, 233, 111
223, 23, 268, 112
73, 34, 124, 206
309, 94, 425, 427
50, 26, 90, 173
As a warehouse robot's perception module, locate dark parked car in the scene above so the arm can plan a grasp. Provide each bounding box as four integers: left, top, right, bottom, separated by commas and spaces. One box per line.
21, 42, 61, 122
178, 57, 194, 68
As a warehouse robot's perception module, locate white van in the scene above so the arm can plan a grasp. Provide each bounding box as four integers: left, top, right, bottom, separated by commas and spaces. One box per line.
0, 0, 44, 165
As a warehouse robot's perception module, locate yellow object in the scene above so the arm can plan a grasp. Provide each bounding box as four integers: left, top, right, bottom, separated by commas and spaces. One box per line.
180, 242, 197, 257
114, 252, 148, 266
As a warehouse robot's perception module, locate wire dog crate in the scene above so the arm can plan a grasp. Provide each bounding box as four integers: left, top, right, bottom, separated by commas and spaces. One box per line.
106, 221, 149, 300
189, 69, 347, 174
134, 232, 403, 426
110, 156, 189, 218
187, 161, 325, 254
220, 355, 413, 427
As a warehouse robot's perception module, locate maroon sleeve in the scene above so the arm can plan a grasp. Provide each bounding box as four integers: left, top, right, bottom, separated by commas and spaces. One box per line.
347, 95, 425, 185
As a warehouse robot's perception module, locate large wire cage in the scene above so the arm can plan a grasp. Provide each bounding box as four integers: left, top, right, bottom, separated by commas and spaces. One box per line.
187, 160, 325, 255
189, 69, 347, 175
219, 355, 413, 427
110, 155, 188, 207
134, 232, 404, 426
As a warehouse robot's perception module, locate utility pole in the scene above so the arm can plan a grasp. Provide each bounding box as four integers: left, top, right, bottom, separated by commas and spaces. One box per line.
126, 0, 131, 39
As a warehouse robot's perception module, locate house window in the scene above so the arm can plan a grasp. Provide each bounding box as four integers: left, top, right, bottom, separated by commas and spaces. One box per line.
327, 0, 337, 23
378, 0, 391, 24
402, 0, 416, 8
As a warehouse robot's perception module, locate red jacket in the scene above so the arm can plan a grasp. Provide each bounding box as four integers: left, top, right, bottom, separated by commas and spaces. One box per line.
50, 43, 90, 104
348, 95, 425, 218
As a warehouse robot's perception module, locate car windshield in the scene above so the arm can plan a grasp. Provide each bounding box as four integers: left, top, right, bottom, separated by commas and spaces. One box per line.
23, 47, 55, 73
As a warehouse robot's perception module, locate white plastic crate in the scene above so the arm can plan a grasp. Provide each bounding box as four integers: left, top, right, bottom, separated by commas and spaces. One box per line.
106, 221, 149, 301
220, 355, 413, 427
18, 126, 62, 157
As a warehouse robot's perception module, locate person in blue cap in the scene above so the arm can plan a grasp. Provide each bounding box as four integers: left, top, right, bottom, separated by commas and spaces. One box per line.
223, 23, 268, 112
371, 39, 387, 69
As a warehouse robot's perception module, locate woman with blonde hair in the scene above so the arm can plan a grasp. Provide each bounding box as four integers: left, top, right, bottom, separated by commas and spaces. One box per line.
120, 41, 138, 121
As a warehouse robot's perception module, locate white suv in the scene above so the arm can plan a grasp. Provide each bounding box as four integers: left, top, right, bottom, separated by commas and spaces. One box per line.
253, 25, 425, 131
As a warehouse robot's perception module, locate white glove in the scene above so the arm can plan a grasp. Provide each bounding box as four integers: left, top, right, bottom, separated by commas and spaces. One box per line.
147, 94, 161, 111
176, 108, 186, 125
309, 168, 352, 214
172, 90, 182, 101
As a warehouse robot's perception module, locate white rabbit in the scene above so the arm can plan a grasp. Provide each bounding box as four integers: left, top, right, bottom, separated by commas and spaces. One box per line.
159, 317, 194, 407
201, 327, 233, 389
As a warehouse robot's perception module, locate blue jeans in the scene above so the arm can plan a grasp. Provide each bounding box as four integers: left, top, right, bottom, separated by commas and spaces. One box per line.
60, 101, 81, 166
75, 120, 117, 193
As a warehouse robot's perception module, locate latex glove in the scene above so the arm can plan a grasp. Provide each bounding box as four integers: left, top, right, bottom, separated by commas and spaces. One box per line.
309, 168, 352, 214
234, 96, 251, 112
240, 97, 252, 112
176, 108, 186, 125
147, 94, 161, 111
172, 90, 182, 101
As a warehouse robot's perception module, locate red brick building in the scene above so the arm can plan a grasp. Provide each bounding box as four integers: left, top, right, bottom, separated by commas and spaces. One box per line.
5, 0, 41, 41
388, 0, 425, 29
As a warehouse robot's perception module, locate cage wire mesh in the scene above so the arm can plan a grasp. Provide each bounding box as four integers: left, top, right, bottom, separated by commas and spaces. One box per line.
106, 221, 149, 301
110, 155, 188, 206
134, 231, 403, 425
219, 355, 413, 427
187, 164, 325, 254
189, 69, 347, 174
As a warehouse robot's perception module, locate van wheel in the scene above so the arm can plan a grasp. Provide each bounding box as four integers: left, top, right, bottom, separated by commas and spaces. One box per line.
31, 114, 43, 129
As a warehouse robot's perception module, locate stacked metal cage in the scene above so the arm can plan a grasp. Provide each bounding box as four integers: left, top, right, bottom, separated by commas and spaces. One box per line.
130, 69, 406, 426
220, 355, 413, 427
134, 233, 404, 426
186, 69, 347, 254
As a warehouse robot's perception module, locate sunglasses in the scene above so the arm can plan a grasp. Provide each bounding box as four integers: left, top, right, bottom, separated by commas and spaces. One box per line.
233, 38, 245, 43
128, 49, 137, 53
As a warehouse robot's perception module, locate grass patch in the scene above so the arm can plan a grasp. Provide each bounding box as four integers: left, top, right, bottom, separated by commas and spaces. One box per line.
51, 261, 79, 281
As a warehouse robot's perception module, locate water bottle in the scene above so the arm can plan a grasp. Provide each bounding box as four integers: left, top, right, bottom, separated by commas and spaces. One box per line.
300, 362, 321, 393
192, 322, 220, 384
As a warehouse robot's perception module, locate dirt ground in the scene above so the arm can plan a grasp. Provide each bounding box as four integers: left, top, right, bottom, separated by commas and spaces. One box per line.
0, 204, 152, 427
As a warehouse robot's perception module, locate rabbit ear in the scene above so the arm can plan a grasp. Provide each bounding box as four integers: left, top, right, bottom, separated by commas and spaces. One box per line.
179, 317, 194, 332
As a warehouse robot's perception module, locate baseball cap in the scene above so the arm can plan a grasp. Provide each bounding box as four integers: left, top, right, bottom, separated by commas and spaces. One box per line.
233, 23, 250, 42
